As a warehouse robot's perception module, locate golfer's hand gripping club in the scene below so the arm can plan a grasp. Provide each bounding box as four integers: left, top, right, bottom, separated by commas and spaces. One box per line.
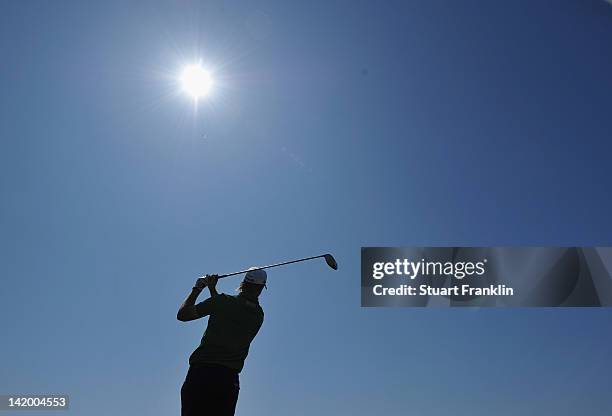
194, 274, 218, 291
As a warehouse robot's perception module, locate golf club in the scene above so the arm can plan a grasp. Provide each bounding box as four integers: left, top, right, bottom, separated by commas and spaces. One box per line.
210, 253, 338, 279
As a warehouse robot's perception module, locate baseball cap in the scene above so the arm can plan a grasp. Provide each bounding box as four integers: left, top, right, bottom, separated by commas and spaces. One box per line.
243, 267, 267, 286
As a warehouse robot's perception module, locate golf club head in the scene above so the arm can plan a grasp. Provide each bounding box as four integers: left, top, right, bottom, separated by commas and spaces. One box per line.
324, 254, 338, 270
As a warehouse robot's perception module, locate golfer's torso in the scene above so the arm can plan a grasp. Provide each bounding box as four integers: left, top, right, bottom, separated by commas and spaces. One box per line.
189, 294, 264, 372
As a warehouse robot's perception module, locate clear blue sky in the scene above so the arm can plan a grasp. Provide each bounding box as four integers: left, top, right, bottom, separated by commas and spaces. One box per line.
2, 1, 612, 414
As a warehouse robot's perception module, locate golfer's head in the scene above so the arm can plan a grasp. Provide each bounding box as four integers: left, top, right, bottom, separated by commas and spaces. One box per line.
239, 268, 267, 297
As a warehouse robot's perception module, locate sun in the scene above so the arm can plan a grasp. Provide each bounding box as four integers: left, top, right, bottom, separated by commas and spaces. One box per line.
180, 64, 213, 99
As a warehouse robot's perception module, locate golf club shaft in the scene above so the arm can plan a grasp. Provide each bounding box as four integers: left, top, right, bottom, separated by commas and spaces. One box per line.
217, 254, 328, 279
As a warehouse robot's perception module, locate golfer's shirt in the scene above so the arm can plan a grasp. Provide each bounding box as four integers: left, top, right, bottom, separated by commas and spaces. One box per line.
189, 293, 264, 373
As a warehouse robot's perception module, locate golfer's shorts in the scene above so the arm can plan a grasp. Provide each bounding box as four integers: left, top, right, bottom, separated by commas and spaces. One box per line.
181, 364, 240, 416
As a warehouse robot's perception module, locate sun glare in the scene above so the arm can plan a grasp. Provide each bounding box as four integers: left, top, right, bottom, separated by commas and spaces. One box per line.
180, 64, 213, 99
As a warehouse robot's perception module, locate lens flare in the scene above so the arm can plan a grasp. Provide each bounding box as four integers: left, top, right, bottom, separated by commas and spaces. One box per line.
180, 64, 213, 99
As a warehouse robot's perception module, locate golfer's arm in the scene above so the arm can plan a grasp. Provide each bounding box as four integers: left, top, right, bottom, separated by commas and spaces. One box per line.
209, 285, 219, 298
177, 288, 203, 322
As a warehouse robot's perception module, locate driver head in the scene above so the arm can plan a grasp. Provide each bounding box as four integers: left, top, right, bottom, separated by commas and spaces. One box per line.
324, 254, 338, 270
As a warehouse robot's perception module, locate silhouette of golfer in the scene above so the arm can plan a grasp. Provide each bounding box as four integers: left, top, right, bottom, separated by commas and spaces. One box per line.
177, 268, 266, 416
